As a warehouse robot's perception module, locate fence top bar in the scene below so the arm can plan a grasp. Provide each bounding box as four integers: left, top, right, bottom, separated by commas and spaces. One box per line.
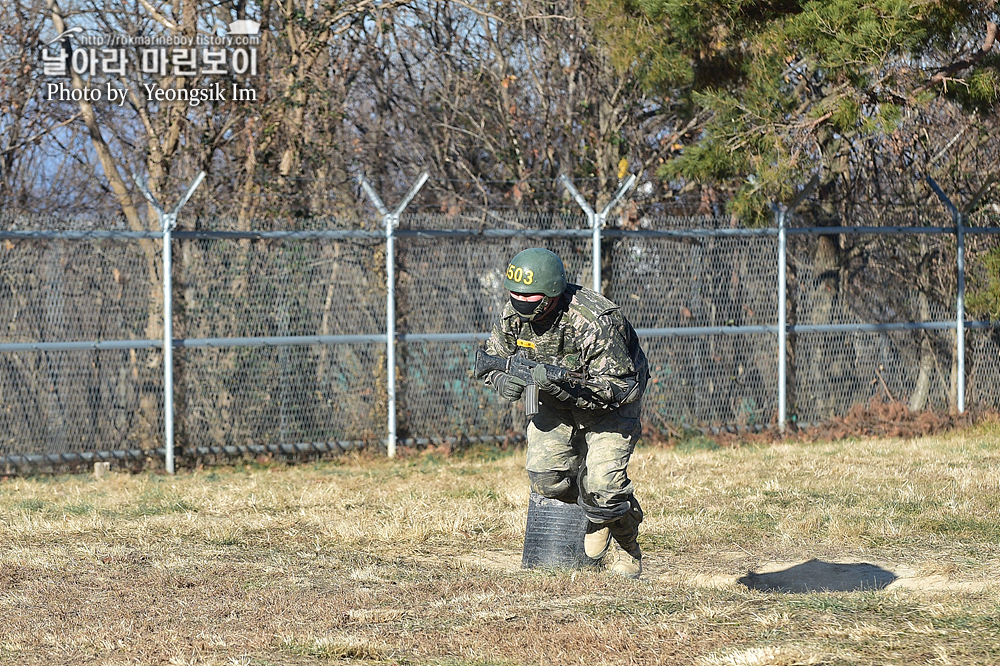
175, 334, 387, 348
789, 321, 957, 333
0, 230, 162, 239
398, 228, 780, 239
0, 339, 162, 352
636, 321, 992, 337
399, 333, 492, 342
637, 325, 777, 336
394, 228, 593, 238
7, 320, 1000, 354
173, 230, 384, 240
603, 228, 778, 238
786, 226, 957, 235
9, 226, 1000, 240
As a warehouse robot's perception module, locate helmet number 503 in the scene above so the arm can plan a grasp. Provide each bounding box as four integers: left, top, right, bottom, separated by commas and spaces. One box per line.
506, 265, 534, 285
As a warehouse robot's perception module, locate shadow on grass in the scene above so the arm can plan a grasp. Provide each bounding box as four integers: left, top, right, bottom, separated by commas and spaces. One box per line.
738, 558, 897, 593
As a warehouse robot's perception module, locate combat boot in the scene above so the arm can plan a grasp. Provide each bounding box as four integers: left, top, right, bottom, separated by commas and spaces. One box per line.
584, 521, 611, 559
607, 540, 642, 579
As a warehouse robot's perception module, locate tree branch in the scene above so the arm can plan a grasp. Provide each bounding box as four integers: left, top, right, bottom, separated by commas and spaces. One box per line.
47, 0, 143, 230
0, 113, 82, 157
925, 21, 997, 88
137, 0, 177, 31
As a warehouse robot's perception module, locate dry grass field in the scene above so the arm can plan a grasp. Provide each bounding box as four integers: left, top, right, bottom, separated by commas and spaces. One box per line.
2, 427, 1000, 665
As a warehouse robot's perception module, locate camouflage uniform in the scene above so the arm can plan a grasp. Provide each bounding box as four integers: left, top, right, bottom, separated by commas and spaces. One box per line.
485, 283, 649, 525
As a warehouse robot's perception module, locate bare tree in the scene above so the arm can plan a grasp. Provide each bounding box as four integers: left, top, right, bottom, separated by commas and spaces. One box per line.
345, 0, 685, 215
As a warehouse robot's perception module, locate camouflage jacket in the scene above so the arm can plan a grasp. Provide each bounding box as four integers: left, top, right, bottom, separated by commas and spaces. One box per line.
485, 284, 648, 418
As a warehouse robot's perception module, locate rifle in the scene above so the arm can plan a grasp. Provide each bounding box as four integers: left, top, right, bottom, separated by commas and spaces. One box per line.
474, 349, 597, 416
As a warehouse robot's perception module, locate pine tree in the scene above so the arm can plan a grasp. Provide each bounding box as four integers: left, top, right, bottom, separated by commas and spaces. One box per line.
587, 0, 999, 220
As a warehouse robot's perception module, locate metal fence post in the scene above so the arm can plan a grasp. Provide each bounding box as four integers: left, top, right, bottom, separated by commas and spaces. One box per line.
928, 174, 1000, 414
956, 211, 966, 413
774, 176, 816, 433
132, 172, 205, 474
592, 206, 601, 293
358, 172, 429, 458
927, 177, 966, 413
560, 175, 636, 293
384, 211, 398, 458
163, 218, 175, 472
776, 206, 787, 433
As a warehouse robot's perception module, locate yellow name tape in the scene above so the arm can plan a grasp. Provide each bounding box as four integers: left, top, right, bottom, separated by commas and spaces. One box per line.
516, 339, 536, 349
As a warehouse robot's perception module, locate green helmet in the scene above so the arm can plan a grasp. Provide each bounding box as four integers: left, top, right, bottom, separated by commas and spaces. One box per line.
503, 248, 567, 297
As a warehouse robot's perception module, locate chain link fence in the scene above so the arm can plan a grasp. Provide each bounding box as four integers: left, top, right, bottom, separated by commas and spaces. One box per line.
175, 235, 387, 448
0, 231, 164, 462
2, 193, 1000, 470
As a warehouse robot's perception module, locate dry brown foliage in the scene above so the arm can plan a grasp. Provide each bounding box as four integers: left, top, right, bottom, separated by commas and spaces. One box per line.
644, 398, 999, 450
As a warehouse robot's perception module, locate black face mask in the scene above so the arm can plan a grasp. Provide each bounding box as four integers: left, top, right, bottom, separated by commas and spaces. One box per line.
510, 295, 550, 322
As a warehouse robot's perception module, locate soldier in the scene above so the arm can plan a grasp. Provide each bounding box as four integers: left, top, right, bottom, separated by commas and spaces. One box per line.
483, 248, 649, 578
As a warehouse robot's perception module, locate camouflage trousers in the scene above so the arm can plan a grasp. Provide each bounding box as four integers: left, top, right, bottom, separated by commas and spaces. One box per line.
525, 398, 642, 525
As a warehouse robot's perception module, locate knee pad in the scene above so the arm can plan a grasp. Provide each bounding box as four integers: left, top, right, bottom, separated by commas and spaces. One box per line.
527, 470, 579, 504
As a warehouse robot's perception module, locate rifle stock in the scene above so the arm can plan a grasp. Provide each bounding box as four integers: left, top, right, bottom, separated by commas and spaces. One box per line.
473, 349, 508, 380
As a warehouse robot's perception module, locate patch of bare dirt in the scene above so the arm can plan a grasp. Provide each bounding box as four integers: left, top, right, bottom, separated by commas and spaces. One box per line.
887, 566, 995, 594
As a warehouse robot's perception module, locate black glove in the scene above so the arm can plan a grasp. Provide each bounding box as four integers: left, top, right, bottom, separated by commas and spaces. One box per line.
493, 372, 527, 401
531, 364, 572, 402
